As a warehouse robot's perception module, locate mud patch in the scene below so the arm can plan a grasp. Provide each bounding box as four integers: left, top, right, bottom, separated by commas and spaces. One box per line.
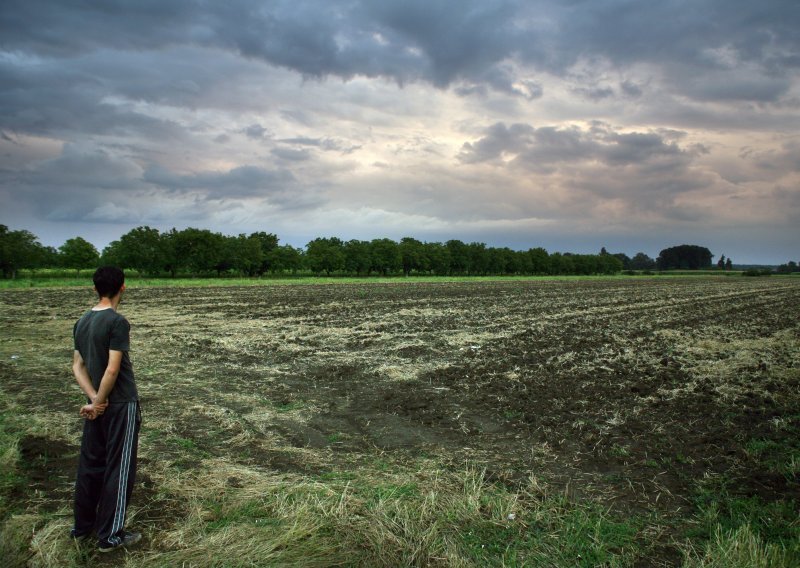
17, 435, 78, 511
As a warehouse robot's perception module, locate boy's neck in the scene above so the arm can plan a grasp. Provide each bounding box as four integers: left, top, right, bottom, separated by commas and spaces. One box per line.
95, 294, 121, 311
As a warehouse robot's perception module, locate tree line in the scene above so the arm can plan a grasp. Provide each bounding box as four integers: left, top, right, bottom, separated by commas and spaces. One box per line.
1, 224, 626, 278
3, 224, 795, 279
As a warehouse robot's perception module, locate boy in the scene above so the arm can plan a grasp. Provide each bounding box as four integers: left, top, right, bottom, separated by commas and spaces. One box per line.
71, 266, 141, 552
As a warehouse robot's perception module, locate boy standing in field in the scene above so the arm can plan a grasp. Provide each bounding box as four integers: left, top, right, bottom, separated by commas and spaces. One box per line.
71, 266, 142, 552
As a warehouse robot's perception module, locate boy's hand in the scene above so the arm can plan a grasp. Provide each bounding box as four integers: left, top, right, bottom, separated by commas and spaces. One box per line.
80, 402, 106, 420
91, 397, 108, 413
80, 404, 97, 420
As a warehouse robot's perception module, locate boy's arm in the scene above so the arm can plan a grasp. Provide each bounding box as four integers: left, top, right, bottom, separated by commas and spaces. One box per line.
93, 349, 123, 405
73, 350, 97, 400
73, 350, 108, 419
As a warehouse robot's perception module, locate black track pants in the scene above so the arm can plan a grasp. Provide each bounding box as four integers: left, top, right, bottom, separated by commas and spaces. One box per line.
73, 401, 141, 545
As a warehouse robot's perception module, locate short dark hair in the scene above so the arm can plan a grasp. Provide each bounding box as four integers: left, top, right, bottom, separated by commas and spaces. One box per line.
93, 266, 125, 298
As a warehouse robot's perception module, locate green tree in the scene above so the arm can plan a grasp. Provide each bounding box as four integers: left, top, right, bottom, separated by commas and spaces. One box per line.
511, 250, 533, 274
249, 232, 279, 274
467, 242, 489, 275
167, 228, 226, 275
549, 252, 575, 275
629, 252, 656, 270
399, 237, 426, 276
161, 229, 181, 277
528, 247, 550, 274
213, 236, 237, 275
229, 234, 263, 276
39, 246, 59, 268
103, 226, 167, 276
600, 248, 629, 269
487, 247, 514, 274
305, 237, 345, 275
59, 237, 100, 272
446, 240, 469, 275
343, 240, 372, 275
598, 254, 623, 274
612, 253, 631, 269
0, 225, 47, 278
369, 238, 401, 276
267, 244, 303, 274
571, 254, 595, 275
424, 242, 451, 275
656, 244, 713, 270
101, 239, 124, 267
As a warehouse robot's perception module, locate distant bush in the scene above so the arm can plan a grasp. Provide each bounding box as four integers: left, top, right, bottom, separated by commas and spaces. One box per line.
743, 269, 772, 277
623, 269, 655, 276
656, 244, 713, 270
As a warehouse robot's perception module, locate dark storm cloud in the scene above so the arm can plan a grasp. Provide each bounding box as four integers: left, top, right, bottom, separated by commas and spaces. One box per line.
143, 164, 294, 198
278, 137, 361, 154
458, 121, 711, 218
2, 144, 141, 204
456, 67, 544, 100
141, 163, 323, 210
737, 141, 800, 181
552, 1, 800, 75
2, 0, 797, 104
271, 147, 311, 162
0, 0, 522, 88
244, 124, 269, 140
0, 143, 146, 224
30, 143, 144, 189
572, 86, 615, 101
680, 69, 793, 103
0, 55, 183, 140
457, 123, 536, 164
459, 122, 698, 171
620, 80, 643, 98
361, 0, 524, 88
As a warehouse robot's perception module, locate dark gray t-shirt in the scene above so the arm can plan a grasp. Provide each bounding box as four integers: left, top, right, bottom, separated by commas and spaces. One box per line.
73, 308, 138, 403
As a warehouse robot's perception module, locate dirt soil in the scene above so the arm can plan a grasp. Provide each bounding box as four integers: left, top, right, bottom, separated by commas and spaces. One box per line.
1, 277, 799, 563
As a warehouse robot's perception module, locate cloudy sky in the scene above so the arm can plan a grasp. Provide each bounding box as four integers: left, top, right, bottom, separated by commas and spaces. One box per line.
1, 0, 798, 263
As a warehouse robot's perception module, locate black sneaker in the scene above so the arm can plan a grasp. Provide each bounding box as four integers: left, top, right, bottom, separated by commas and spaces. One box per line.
70, 528, 91, 542
98, 531, 141, 552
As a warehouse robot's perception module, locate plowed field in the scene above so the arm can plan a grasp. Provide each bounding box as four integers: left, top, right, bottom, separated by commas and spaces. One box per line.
2, 276, 798, 565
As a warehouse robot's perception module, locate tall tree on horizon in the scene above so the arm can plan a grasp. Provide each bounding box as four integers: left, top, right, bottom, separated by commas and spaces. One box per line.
59, 237, 100, 272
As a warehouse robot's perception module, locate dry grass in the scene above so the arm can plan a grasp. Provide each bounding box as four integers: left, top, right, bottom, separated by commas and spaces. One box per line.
682, 524, 796, 568
652, 326, 799, 403
4, 437, 645, 567
115, 462, 638, 567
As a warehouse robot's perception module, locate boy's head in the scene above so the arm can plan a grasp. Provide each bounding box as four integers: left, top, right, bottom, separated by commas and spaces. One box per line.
93, 266, 125, 299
